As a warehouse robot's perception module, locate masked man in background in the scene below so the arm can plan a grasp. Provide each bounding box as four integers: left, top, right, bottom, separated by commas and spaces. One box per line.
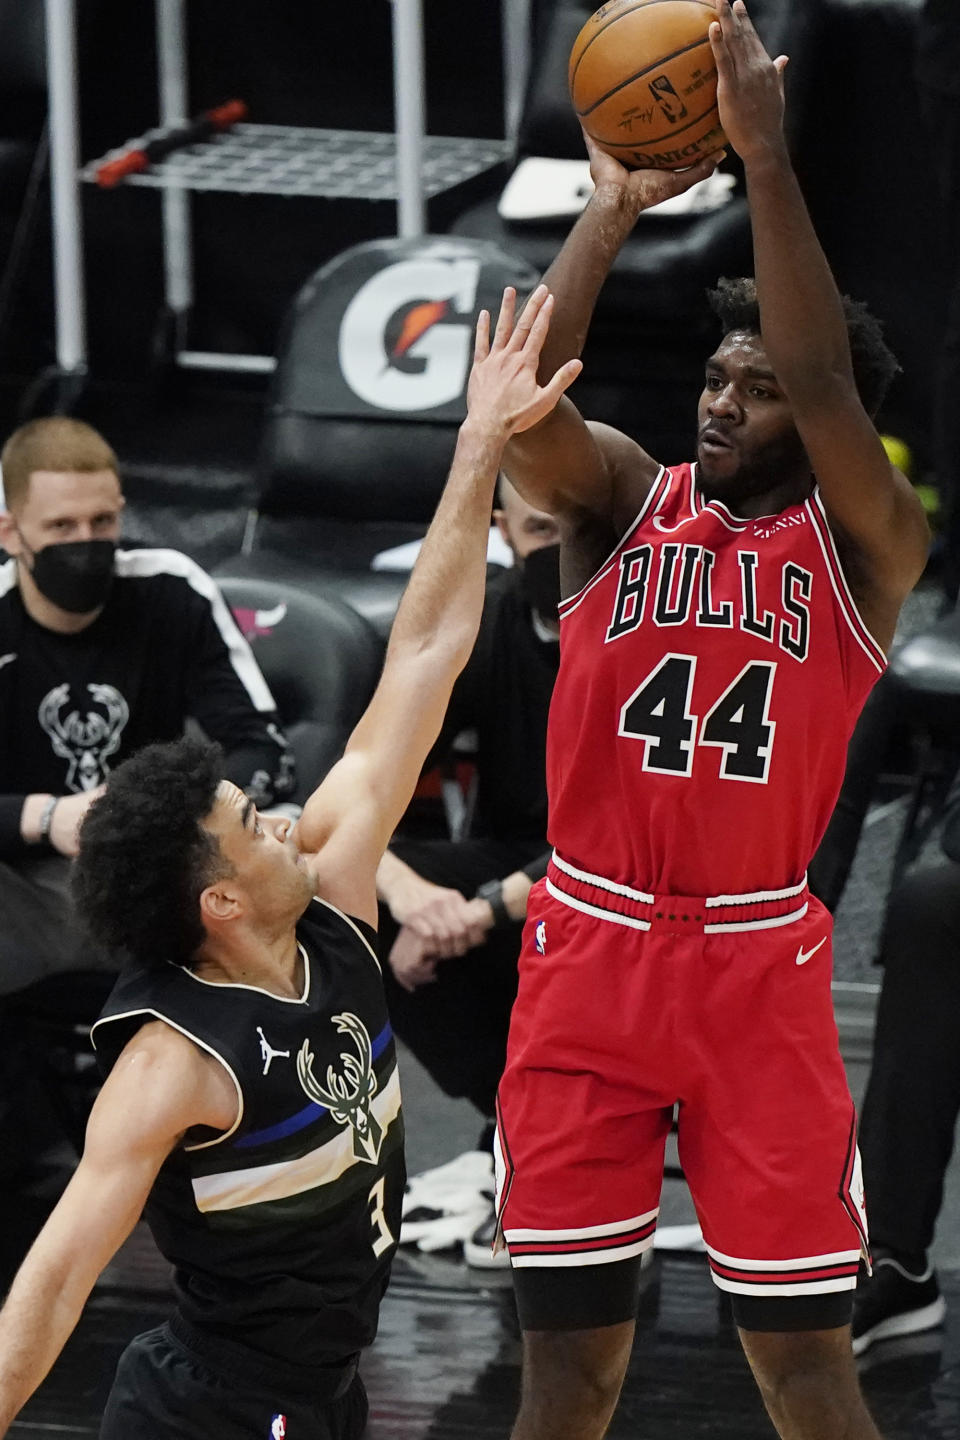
0, 416, 294, 1182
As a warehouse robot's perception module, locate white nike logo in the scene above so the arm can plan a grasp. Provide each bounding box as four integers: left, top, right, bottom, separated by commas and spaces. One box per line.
795, 936, 827, 966
0, 652, 16, 671
652, 514, 690, 534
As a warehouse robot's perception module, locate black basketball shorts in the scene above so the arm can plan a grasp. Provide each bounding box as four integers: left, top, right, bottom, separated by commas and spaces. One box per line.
99, 1323, 367, 1440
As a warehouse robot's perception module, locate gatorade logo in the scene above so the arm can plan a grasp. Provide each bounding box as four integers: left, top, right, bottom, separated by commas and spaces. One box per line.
338, 257, 481, 412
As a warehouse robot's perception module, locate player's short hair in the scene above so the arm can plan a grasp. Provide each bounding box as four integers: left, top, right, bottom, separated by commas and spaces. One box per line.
706, 277, 901, 420
1, 416, 119, 512
73, 736, 231, 969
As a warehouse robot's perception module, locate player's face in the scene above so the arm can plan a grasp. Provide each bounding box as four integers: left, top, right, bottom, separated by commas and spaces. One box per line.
205, 782, 315, 923
695, 332, 810, 511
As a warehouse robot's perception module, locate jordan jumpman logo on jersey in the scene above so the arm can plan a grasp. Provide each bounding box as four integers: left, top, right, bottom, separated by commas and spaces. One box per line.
257, 1027, 291, 1075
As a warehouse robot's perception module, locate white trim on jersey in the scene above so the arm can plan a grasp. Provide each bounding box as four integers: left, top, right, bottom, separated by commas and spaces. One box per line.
545, 878, 652, 930
0, 558, 17, 599
804, 496, 886, 676
550, 850, 655, 904
309, 895, 382, 973
191, 1067, 402, 1211
90, 1005, 245, 1151
557, 466, 669, 619
114, 547, 278, 711
175, 942, 311, 1004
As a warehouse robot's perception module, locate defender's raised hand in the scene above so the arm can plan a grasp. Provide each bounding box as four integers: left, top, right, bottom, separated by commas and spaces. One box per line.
709, 0, 789, 165
466, 285, 582, 438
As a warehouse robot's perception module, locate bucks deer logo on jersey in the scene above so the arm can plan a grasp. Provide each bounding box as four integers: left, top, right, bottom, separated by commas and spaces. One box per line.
296, 1013, 383, 1164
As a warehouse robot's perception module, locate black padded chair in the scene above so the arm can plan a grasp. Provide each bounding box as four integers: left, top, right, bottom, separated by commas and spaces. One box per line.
216, 575, 385, 802
0, 970, 115, 1162
215, 234, 539, 640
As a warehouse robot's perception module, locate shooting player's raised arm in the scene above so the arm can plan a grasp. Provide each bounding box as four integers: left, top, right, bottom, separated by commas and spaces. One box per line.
503, 131, 724, 535
709, 1, 928, 649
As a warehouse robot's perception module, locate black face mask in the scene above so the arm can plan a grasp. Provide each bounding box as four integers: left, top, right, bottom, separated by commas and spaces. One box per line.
25, 538, 116, 614
521, 542, 561, 623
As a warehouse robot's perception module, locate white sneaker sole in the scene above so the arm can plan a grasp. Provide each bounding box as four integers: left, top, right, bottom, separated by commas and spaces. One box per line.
853, 1295, 947, 1356
463, 1239, 512, 1269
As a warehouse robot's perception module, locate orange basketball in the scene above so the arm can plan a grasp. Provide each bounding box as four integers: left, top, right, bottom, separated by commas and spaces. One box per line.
569, 0, 725, 170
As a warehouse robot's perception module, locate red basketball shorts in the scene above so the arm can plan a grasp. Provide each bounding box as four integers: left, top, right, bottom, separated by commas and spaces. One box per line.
495, 857, 869, 1330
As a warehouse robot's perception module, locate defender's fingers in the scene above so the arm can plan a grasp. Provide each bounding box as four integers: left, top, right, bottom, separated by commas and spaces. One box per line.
491, 286, 517, 350
511, 283, 549, 348
519, 289, 555, 353
473, 309, 490, 363
542, 357, 583, 404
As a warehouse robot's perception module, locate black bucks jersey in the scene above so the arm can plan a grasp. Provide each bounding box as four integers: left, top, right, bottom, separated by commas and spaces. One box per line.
92, 897, 404, 1369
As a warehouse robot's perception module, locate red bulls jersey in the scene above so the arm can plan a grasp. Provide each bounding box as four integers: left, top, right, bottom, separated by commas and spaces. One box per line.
547, 463, 885, 896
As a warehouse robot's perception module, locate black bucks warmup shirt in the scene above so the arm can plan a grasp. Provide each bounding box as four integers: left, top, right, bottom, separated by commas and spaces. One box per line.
92, 898, 404, 1372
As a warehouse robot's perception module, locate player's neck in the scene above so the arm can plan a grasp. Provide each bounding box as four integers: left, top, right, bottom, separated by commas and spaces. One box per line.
697, 472, 813, 519
193, 927, 304, 998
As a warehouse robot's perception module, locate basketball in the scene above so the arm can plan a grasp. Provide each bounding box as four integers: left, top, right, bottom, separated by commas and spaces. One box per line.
569, 0, 725, 170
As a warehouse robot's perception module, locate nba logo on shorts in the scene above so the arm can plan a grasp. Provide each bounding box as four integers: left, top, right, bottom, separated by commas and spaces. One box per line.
270, 1416, 286, 1439
535, 920, 547, 955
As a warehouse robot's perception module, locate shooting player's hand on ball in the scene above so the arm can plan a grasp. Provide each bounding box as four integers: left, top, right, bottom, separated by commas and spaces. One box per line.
580, 125, 724, 216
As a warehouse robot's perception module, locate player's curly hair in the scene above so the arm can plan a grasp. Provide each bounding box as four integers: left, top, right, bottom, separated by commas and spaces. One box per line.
706, 277, 901, 421
72, 736, 232, 968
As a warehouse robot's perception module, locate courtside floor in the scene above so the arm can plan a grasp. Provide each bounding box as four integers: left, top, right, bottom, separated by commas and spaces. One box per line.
10, 1221, 960, 1438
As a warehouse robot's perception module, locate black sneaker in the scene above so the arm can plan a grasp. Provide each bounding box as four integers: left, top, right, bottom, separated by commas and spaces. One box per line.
852, 1252, 946, 1356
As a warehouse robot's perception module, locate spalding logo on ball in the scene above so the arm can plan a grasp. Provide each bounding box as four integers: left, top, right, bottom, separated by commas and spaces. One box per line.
569, 0, 725, 170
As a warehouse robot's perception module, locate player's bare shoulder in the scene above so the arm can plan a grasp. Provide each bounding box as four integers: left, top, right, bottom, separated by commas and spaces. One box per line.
106, 1017, 239, 1139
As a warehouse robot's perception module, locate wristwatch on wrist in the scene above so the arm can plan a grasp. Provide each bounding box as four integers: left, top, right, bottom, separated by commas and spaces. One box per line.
475, 878, 511, 929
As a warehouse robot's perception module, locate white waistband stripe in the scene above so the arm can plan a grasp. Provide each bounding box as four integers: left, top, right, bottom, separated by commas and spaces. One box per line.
550, 851, 655, 904
545, 879, 652, 931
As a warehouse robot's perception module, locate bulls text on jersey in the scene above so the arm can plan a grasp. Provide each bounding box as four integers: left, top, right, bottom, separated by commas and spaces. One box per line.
605, 542, 813, 664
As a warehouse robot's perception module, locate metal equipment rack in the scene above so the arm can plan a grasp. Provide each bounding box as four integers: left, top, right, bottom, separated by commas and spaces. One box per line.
44, 0, 528, 380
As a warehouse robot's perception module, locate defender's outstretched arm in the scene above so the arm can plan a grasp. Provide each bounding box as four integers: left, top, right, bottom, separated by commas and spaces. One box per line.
0, 1025, 228, 1434
294, 287, 581, 926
